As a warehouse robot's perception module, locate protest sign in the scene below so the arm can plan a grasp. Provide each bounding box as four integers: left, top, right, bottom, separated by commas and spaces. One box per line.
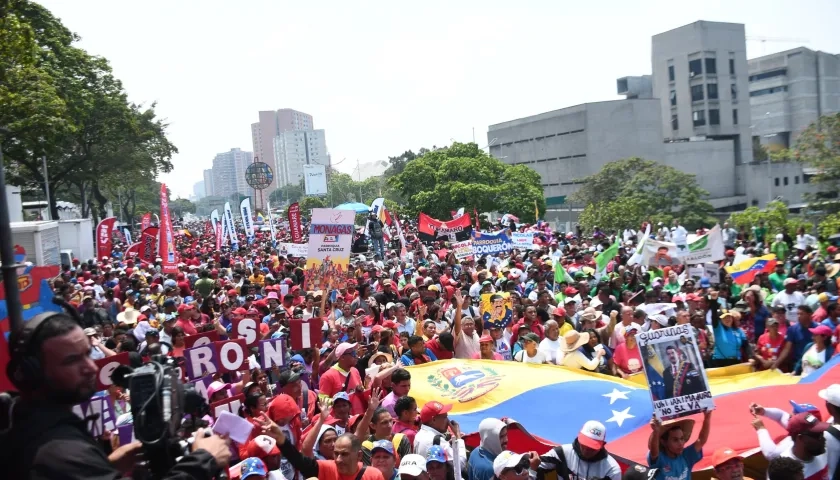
480, 292, 514, 329
258, 338, 287, 369
639, 225, 725, 267
636, 325, 714, 421
94, 352, 130, 391
184, 339, 250, 380
232, 316, 261, 347
278, 242, 308, 258
118, 423, 136, 446
191, 375, 215, 402
73, 395, 116, 437
216, 339, 249, 374
471, 230, 513, 256
418, 212, 472, 242
210, 394, 245, 420
305, 208, 354, 290
704, 263, 720, 284
511, 232, 536, 250
687, 267, 705, 283
452, 240, 474, 260
184, 330, 219, 349
290, 317, 324, 350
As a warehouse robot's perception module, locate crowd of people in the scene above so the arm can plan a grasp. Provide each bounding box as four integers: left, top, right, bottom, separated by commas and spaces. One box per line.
5, 211, 840, 480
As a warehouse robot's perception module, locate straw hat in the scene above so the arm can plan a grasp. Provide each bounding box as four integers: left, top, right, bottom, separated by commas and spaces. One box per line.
741, 284, 767, 303
561, 330, 590, 353
827, 263, 840, 278
660, 418, 695, 444
116, 308, 140, 326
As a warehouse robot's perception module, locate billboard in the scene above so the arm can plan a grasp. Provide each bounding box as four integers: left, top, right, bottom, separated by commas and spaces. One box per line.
303, 164, 328, 196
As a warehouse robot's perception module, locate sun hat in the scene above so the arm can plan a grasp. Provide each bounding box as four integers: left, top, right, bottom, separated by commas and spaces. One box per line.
561, 330, 590, 353
660, 418, 695, 444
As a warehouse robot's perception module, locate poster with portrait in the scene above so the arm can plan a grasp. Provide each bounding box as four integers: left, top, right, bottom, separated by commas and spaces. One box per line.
480, 292, 513, 329
635, 324, 714, 421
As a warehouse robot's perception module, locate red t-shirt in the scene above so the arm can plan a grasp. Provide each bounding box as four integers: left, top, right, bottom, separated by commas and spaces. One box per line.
613, 343, 643, 374
319, 366, 365, 415
175, 317, 198, 336
757, 332, 785, 361
315, 461, 385, 480
426, 337, 453, 360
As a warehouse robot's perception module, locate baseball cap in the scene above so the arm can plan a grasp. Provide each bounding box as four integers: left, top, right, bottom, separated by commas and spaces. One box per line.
419, 401, 453, 423
399, 454, 427, 476
766, 316, 779, 326
784, 277, 798, 286
809, 325, 833, 337
332, 392, 351, 404
577, 420, 607, 450
789, 400, 822, 418
711, 447, 742, 468
245, 435, 281, 459
492, 450, 527, 477
207, 381, 230, 398
523, 333, 540, 344
277, 369, 301, 388
371, 439, 395, 456
426, 445, 448, 464
83, 327, 97, 336
787, 412, 830, 437
335, 342, 357, 357
177, 304, 194, 314
818, 384, 840, 408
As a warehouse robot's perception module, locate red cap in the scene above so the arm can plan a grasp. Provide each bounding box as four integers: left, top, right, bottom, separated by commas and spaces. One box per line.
787, 412, 830, 437
245, 435, 281, 459
552, 307, 567, 317
711, 447, 742, 468
419, 401, 453, 423
227, 289, 238, 296
479, 334, 493, 343
232, 307, 248, 316
383, 321, 398, 329
685, 293, 702, 302
564, 287, 578, 295
177, 304, 194, 314
371, 325, 384, 333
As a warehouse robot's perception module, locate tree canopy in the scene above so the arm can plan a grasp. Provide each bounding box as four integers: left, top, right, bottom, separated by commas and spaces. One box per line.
727, 200, 812, 237
781, 112, 840, 213
571, 157, 715, 232
388, 142, 545, 222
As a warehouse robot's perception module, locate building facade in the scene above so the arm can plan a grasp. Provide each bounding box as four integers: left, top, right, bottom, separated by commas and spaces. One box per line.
211, 148, 253, 199
250, 109, 315, 194
193, 181, 206, 200
273, 129, 329, 187
203, 169, 214, 197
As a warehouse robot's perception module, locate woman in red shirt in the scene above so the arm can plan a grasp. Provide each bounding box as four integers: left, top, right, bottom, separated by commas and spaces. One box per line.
754, 317, 785, 370
612, 323, 643, 378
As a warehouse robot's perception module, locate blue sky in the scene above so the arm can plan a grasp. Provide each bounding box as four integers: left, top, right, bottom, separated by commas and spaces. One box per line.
38, 0, 840, 198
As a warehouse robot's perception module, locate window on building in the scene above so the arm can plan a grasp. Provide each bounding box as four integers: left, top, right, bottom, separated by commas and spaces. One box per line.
795, 176, 800, 184
784, 177, 789, 186
691, 84, 704, 101
775, 178, 780, 187
709, 109, 720, 125
804, 174, 811, 184
748, 69, 787, 82
729, 58, 735, 74
671, 114, 679, 130
705, 58, 717, 74
693, 109, 706, 126
689, 59, 703, 77
708, 83, 718, 100
731, 84, 737, 100
733, 109, 738, 125
668, 65, 675, 82
670, 90, 677, 106
750, 86, 789, 97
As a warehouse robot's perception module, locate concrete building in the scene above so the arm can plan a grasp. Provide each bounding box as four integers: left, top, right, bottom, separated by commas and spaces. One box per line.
203, 169, 214, 197
193, 181, 206, 200
273, 130, 329, 187
251, 109, 314, 194
211, 148, 253, 199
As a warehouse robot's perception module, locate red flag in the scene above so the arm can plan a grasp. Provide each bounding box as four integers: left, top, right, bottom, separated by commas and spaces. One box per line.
95, 217, 117, 261
140, 212, 152, 231
288, 202, 302, 244
158, 184, 178, 273
139, 227, 159, 263
125, 242, 141, 257
215, 223, 222, 251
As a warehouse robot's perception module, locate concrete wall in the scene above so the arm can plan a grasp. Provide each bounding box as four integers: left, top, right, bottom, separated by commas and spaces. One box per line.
662, 139, 736, 199
745, 161, 816, 208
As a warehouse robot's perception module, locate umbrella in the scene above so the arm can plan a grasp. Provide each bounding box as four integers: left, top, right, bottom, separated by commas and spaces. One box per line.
335, 202, 371, 213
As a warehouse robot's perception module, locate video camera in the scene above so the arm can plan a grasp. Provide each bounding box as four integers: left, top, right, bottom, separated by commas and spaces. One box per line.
112, 355, 210, 479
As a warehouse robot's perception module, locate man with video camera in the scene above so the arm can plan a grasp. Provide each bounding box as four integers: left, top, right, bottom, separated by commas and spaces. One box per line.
1, 312, 232, 479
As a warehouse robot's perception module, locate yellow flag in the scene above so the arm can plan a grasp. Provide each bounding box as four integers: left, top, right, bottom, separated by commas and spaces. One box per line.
534, 199, 539, 221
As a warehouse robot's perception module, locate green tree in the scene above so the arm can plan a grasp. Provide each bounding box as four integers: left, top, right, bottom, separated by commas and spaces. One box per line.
297, 196, 326, 217
781, 113, 840, 213
571, 157, 715, 232
818, 213, 840, 238
269, 180, 304, 205
389, 142, 545, 222
727, 200, 812, 238
170, 198, 196, 218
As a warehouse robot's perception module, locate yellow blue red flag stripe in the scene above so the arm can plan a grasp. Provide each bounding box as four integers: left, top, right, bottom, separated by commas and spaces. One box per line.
724, 253, 777, 284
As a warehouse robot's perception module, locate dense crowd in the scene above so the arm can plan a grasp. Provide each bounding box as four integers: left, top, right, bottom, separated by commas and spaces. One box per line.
14, 212, 840, 480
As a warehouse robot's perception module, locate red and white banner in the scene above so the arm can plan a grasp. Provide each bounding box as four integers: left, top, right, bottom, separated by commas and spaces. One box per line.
139, 227, 159, 263
417, 212, 472, 242
125, 242, 141, 257
288, 202, 302, 244
158, 184, 178, 273
96, 217, 117, 260
290, 317, 324, 350
140, 212, 152, 231
215, 223, 222, 251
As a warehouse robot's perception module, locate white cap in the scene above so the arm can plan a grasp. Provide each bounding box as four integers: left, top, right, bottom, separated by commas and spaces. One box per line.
819, 384, 840, 407
492, 451, 527, 477
650, 314, 669, 326
577, 420, 607, 450
398, 454, 427, 476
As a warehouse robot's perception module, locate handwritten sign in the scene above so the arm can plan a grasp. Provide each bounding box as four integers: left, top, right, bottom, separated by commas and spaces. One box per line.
94, 352, 130, 391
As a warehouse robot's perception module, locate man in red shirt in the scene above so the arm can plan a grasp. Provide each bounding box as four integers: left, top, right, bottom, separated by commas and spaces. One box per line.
755, 317, 785, 370
426, 332, 455, 360
175, 303, 199, 335
319, 342, 365, 415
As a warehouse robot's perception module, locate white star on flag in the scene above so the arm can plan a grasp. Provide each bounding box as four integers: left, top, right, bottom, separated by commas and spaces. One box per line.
606, 407, 635, 427
602, 388, 630, 405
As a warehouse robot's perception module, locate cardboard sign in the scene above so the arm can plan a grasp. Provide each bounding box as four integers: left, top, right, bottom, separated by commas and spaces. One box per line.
184, 330, 220, 349
217, 339, 249, 374
72, 395, 116, 437
232, 316, 261, 347
210, 393, 245, 420
289, 317, 323, 350
636, 325, 714, 421
184, 339, 250, 380
258, 338, 287, 369
94, 352, 130, 391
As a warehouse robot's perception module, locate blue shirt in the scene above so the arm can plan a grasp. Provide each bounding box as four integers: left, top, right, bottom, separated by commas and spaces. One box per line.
400, 348, 438, 366
467, 447, 497, 480
752, 306, 771, 338
648, 442, 702, 480
712, 324, 746, 360
786, 322, 819, 363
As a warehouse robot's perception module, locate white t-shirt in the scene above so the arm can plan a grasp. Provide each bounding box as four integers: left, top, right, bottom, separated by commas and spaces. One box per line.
538, 337, 563, 364
775, 445, 828, 480
772, 290, 806, 325
514, 349, 547, 364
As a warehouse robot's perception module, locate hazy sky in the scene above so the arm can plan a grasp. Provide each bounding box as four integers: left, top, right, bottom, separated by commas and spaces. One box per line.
38, 0, 840, 198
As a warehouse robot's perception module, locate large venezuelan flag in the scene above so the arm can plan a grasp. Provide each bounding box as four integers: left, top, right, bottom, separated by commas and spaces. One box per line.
406, 357, 840, 475
724, 253, 777, 284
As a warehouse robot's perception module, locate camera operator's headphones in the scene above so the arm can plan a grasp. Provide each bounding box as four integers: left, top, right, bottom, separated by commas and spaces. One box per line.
6, 298, 83, 390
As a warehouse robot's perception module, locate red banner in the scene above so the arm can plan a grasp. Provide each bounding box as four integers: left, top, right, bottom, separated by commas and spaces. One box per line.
288, 202, 302, 243
417, 212, 472, 242
158, 184, 178, 273
96, 217, 117, 260
125, 242, 141, 257
215, 223, 222, 251
139, 227, 159, 263
140, 212, 152, 231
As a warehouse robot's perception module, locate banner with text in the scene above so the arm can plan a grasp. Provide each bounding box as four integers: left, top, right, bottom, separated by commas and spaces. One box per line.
640, 225, 725, 267
304, 208, 355, 290
471, 230, 513, 256
418, 212, 472, 243
158, 184, 178, 273
511, 232, 537, 250
138, 227, 159, 263
278, 242, 308, 258
452, 240, 474, 260
96, 217, 116, 260
288, 202, 303, 244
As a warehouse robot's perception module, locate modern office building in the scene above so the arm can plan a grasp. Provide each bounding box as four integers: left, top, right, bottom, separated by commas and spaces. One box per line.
488, 20, 828, 215
203, 169, 214, 197
273, 130, 329, 187
250, 109, 315, 194
193, 181, 206, 200
211, 148, 253, 199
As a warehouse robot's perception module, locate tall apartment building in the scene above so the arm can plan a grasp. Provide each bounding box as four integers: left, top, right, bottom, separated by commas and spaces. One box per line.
211, 148, 253, 199
274, 130, 329, 187
193, 181, 206, 200
203, 169, 214, 197
250, 109, 314, 192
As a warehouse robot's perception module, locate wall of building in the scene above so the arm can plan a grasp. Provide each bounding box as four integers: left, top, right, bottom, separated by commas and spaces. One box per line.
663, 139, 736, 199
744, 161, 816, 208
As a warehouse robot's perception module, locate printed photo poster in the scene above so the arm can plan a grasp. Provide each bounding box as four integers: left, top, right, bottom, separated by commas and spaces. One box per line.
640, 225, 725, 267
305, 208, 355, 290
277, 242, 308, 258
635, 325, 714, 421
452, 240, 474, 261
480, 293, 514, 329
